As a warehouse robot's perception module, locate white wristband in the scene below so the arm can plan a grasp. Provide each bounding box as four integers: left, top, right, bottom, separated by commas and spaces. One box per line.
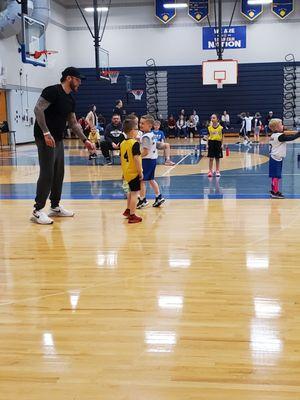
43, 132, 51, 136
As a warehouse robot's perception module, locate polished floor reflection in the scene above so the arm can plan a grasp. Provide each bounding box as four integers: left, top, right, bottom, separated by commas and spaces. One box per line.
1, 139, 300, 399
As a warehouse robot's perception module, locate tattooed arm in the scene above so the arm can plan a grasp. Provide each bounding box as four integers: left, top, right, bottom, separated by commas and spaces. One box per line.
34, 96, 55, 148
67, 113, 95, 151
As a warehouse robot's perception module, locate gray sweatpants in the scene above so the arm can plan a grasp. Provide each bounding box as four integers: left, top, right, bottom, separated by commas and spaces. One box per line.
34, 139, 65, 211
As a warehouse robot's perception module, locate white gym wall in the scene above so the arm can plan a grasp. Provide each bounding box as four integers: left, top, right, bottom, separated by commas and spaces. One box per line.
65, 0, 300, 67
0, 0, 299, 143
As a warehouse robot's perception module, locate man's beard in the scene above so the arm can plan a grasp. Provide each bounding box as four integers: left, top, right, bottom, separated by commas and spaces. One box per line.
70, 81, 78, 92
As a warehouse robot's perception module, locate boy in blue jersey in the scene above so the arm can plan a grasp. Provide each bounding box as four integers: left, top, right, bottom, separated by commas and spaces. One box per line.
152, 120, 175, 166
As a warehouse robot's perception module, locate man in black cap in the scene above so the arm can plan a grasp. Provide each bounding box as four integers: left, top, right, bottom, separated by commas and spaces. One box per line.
31, 67, 95, 225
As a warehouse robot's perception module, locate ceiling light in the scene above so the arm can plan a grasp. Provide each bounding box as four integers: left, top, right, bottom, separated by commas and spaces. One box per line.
84, 7, 109, 12
247, 0, 272, 4
163, 3, 188, 9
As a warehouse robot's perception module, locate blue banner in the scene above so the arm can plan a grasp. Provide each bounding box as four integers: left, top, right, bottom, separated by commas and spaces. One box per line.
272, 0, 294, 19
155, 0, 176, 24
188, 0, 209, 23
241, 0, 263, 21
203, 26, 246, 50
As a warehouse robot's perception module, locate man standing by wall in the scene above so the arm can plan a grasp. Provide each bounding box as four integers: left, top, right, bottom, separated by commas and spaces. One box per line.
31, 67, 95, 225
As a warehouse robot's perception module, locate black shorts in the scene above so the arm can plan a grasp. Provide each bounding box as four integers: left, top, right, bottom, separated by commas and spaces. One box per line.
207, 140, 223, 159
128, 176, 141, 192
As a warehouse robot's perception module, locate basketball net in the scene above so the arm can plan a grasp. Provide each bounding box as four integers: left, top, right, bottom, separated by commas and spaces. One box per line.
101, 71, 120, 84
131, 90, 144, 101
217, 79, 223, 89
31, 50, 59, 69
33, 50, 58, 59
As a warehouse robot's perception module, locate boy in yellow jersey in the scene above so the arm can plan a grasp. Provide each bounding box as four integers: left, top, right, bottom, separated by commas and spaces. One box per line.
207, 114, 223, 177
120, 117, 143, 224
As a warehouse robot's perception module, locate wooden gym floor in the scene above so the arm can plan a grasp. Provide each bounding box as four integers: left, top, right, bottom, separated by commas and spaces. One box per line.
1, 138, 300, 399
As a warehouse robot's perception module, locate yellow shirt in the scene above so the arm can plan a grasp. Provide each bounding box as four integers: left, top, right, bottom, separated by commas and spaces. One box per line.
208, 124, 223, 141
88, 130, 100, 144
120, 138, 142, 182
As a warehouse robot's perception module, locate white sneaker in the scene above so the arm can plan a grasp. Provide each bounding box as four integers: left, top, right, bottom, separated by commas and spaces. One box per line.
31, 210, 54, 225
48, 205, 75, 217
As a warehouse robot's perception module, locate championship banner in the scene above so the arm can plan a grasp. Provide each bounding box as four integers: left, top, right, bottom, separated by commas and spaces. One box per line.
188, 0, 209, 23
155, 0, 176, 24
241, 0, 263, 21
272, 0, 294, 19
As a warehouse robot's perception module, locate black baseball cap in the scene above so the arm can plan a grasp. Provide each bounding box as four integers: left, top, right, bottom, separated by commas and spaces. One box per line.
61, 67, 86, 80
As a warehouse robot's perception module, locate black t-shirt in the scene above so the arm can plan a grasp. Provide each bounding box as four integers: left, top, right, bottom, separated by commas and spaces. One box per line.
104, 122, 125, 145
34, 84, 75, 142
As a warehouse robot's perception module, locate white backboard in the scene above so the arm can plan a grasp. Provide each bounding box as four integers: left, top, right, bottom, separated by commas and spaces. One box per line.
202, 59, 238, 86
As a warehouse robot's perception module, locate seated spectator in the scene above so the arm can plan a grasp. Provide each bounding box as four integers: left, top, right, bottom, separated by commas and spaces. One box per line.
167, 114, 177, 137
177, 115, 188, 138
221, 110, 230, 130
100, 114, 125, 165
153, 120, 175, 166
158, 113, 168, 134
113, 99, 126, 121
179, 109, 186, 119
97, 113, 106, 132
186, 115, 197, 138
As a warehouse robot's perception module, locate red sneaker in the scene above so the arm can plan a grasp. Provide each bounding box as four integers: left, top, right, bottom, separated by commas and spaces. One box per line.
128, 214, 142, 224
123, 208, 130, 218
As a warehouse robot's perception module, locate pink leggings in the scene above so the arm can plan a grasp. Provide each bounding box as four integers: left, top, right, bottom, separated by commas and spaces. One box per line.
271, 178, 280, 193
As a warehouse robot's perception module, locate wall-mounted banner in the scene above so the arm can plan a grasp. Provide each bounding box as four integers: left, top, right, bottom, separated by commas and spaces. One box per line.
272, 0, 294, 19
188, 0, 209, 23
203, 26, 246, 50
241, 0, 263, 21
155, 0, 176, 24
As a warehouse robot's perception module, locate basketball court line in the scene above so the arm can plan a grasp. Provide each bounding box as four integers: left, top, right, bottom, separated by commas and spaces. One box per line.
161, 153, 192, 177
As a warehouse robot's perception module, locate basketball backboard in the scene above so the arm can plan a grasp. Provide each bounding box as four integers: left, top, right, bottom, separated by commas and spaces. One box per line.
202, 59, 238, 89
99, 47, 110, 80
21, 15, 46, 67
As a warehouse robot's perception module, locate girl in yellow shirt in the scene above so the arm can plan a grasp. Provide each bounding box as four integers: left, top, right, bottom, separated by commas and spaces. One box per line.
207, 114, 223, 177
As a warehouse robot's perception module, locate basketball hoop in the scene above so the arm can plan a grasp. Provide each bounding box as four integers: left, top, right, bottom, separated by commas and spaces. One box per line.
217, 80, 223, 89
31, 50, 59, 59
214, 71, 226, 89
101, 70, 120, 84
131, 89, 144, 101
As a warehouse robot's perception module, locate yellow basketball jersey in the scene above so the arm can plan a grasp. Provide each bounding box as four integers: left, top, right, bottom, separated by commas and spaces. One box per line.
120, 138, 142, 182
88, 131, 100, 144
208, 124, 223, 141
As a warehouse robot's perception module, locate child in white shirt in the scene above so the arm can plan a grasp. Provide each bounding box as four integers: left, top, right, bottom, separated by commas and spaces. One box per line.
269, 118, 300, 199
